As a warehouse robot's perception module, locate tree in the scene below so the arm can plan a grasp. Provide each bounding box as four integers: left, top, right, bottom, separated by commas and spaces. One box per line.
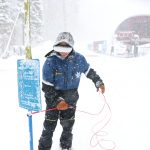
0, 0, 14, 56
30, 0, 43, 45
0, 0, 44, 58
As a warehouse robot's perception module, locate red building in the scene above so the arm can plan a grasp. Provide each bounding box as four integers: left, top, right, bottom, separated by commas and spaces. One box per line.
115, 15, 150, 45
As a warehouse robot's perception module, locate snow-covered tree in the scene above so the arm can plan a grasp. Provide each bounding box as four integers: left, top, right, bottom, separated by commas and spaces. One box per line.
0, 0, 80, 58
30, 0, 43, 45
0, 0, 44, 58
0, 0, 15, 56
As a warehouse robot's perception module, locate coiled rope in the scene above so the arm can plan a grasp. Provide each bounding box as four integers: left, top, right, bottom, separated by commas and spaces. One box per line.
31, 92, 116, 150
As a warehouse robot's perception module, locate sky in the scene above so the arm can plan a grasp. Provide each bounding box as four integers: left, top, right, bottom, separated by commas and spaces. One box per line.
40, 0, 150, 44
77, 0, 150, 42
0, 44, 150, 150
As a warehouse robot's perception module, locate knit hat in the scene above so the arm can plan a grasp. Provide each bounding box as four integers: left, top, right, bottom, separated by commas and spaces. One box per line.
54, 32, 74, 48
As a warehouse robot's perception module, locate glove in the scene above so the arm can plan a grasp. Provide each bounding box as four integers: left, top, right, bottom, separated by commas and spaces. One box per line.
96, 81, 105, 94
56, 101, 69, 110
98, 84, 105, 94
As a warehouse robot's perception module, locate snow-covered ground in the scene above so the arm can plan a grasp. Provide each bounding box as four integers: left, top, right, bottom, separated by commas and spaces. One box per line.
0, 45, 150, 150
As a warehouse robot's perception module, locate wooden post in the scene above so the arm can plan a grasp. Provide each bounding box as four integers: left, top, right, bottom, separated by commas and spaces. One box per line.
24, 0, 32, 59
24, 0, 33, 149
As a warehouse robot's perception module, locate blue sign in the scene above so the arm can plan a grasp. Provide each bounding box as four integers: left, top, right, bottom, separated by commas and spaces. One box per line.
17, 59, 42, 111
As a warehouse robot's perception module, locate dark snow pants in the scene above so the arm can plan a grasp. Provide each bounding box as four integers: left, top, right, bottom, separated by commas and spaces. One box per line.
38, 108, 75, 150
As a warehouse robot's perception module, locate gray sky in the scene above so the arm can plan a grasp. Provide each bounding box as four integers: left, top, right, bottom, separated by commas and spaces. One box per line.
77, 0, 150, 42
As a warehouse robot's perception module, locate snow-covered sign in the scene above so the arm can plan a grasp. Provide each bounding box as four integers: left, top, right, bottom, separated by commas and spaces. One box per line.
17, 59, 41, 111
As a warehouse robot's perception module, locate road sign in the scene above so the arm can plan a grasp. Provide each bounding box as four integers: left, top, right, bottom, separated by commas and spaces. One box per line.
17, 59, 41, 111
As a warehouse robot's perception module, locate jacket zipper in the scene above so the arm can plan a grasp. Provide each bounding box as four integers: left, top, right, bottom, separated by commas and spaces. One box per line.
64, 61, 68, 89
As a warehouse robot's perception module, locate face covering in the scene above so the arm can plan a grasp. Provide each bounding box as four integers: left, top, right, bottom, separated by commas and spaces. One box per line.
53, 46, 72, 53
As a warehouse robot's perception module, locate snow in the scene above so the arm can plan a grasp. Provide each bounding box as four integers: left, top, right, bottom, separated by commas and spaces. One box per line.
0, 44, 150, 150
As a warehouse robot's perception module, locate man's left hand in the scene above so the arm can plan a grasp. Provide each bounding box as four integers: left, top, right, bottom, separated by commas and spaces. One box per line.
97, 84, 105, 94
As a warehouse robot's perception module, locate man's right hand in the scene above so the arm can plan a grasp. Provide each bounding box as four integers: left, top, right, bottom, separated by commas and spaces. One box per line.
56, 101, 69, 110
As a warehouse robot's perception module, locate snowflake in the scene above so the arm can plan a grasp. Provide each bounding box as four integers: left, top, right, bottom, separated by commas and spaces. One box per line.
75, 72, 81, 78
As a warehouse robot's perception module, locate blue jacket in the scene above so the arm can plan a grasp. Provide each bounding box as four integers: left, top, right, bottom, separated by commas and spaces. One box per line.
42, 50, 104, 107
42, 50, 90, 90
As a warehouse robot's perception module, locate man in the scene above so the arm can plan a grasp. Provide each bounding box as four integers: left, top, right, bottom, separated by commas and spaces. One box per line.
38, 32, 105, 150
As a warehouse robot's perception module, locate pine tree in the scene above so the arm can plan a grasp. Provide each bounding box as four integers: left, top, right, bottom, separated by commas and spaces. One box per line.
30, 0, 43, 45
0, 0, 14, 56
